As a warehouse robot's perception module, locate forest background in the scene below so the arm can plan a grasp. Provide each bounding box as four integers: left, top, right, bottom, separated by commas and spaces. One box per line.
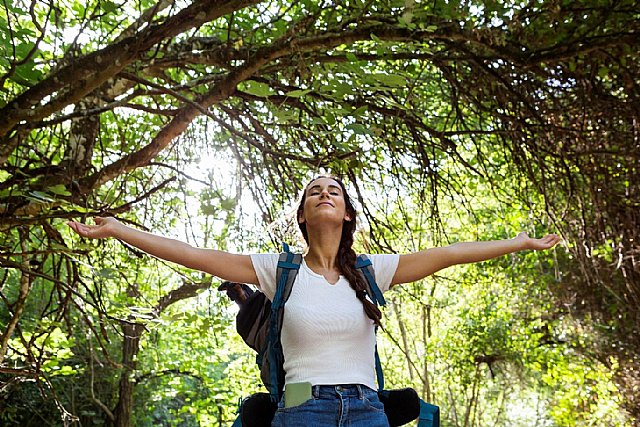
0, 0, 638, 426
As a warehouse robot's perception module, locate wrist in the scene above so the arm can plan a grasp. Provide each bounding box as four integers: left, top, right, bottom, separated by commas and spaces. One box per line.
511, 235, 529, 251
110, 221, 128, 239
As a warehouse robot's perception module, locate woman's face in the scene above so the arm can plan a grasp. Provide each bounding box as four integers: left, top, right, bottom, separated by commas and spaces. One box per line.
298, 177, 352, 227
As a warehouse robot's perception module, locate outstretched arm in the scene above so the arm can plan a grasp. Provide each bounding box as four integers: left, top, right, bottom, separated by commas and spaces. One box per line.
67, 217, 259, 285
391, 232, 561, 285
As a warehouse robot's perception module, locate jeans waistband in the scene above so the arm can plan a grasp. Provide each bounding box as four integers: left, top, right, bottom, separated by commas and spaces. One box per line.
312, 384, 367, 399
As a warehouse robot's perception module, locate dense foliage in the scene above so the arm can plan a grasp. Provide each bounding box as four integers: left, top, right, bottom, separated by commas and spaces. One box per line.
1, 0, 638, 425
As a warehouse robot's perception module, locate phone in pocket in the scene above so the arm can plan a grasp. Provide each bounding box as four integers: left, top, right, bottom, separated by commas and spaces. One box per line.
284, 382, 312, 408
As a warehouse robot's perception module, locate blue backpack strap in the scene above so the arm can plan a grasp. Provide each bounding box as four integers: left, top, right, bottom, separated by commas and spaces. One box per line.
231, 415, 243, 427
418, 399, 440, 427
231, 395, 244, 427
267, 246, 302, 402
355, 254, 387, 391
374, 345, 384, 391
357, 255, 441, 425
355, 255, 386, 306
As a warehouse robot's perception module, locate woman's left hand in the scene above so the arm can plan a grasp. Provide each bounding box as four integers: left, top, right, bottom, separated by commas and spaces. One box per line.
514, 231, 562, 251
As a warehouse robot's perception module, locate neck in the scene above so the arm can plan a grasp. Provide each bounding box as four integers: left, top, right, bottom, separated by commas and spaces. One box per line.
304, 225, 342, 270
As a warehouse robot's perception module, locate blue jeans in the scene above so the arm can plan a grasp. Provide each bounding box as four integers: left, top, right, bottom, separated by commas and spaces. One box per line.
271, 384, 389, 427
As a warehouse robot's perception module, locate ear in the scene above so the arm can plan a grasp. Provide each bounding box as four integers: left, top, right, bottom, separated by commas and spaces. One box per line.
298, 211, 306, 224
344, 212, 352, 222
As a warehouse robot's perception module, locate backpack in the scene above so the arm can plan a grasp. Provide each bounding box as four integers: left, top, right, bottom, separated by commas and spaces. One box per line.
219, 248, 440, 427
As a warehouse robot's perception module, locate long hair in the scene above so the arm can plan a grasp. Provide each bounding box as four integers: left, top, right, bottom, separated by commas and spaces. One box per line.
297, 176, 383, 326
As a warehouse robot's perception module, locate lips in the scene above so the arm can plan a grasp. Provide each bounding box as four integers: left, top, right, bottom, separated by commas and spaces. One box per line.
316, 202, 334, 207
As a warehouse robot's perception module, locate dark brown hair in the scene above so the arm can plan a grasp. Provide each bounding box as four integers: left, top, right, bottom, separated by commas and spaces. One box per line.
297, 176, 382, 325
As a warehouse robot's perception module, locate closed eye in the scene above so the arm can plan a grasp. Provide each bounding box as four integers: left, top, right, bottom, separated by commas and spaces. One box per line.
306, 184, 342, 196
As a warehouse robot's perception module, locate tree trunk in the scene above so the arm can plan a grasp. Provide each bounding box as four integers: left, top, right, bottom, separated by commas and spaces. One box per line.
0, 229, 33, 360
112, 322, 144, 427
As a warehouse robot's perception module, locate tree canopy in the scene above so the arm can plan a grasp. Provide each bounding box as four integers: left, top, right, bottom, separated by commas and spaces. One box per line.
1, 0, 638, 426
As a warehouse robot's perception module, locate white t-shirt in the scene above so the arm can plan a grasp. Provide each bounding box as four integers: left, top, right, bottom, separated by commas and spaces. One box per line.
249, 253, 399, 391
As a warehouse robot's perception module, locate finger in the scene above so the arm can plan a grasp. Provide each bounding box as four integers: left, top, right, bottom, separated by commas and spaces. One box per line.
67, 222, 82, 234
542, 235, 560, 247
73, 223, 88, 236
78, 223, 96, 237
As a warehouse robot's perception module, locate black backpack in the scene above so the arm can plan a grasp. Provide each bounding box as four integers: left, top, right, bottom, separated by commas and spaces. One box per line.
219, 248, 440, 427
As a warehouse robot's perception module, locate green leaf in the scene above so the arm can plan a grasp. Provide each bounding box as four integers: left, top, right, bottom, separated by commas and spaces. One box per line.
101, 1, 119, 13
346, 123, 370, 135
68, 242, 96, 252
352, 106, 368, 116
47, 184, 72, 196
598, 66, 609, 79
14, 63, 44, 84
324, 112, 337, 126
15, 42, 36, 57
57, 365, 77, 376
97, 268, 118, 279
201, 204, 217, 216
285, 89, 311, 98
274, 108, 297, 123
219, 197, 237, 211
331, 82, 352, 96
399, 10, 416, 27
238, 80, 275, 97
27, 191, 55, 202
372, 73, 406, 87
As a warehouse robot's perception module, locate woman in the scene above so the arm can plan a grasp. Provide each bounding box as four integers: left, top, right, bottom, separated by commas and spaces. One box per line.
68, 176, 560, 426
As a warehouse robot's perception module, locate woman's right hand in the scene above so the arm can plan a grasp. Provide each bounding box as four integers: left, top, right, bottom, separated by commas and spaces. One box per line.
67, 217, 123, 239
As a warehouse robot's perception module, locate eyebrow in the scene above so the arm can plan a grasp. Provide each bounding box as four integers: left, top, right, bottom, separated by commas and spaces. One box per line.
307, 184, 342, 193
